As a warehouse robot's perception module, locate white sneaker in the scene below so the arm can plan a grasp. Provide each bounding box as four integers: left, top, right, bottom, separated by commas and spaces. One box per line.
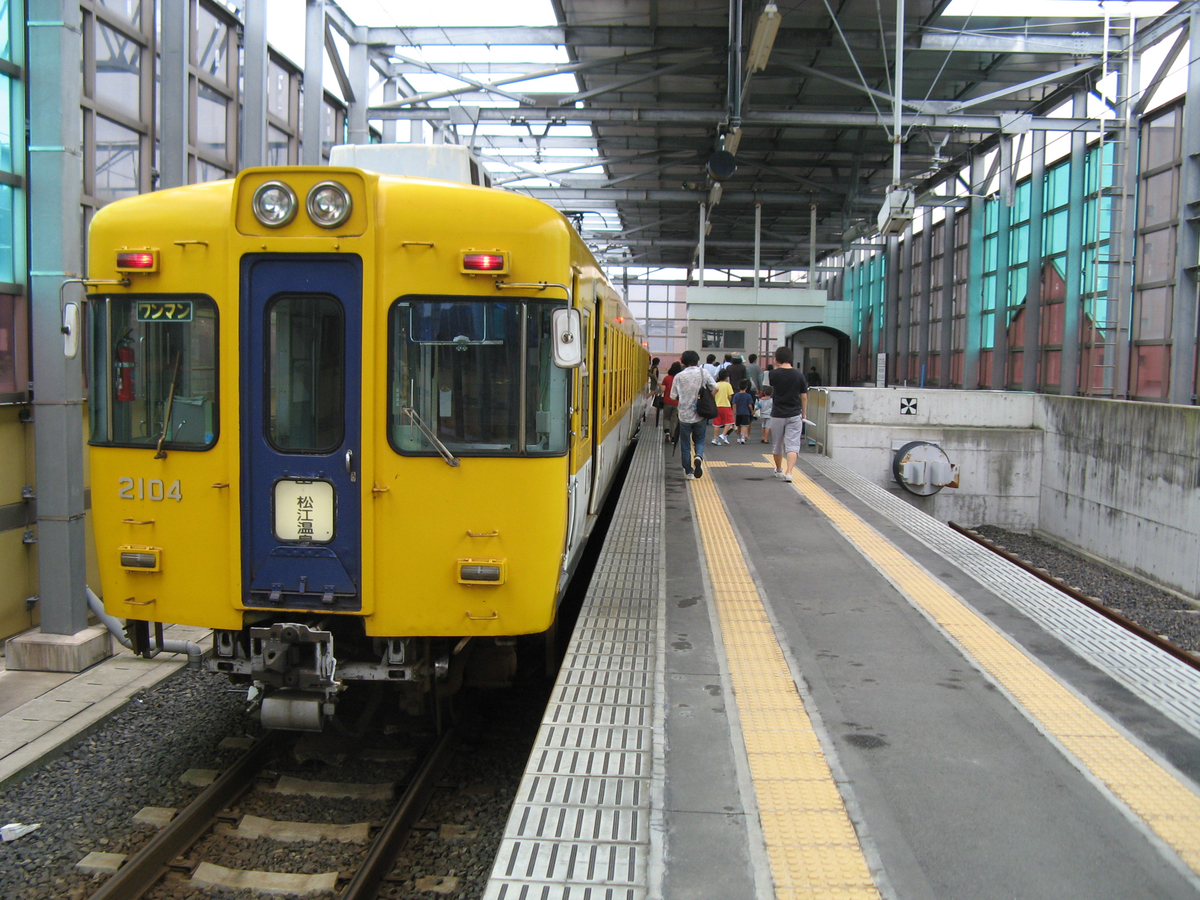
685, 472, 695, 479
720, 435, 730, 444
711, 439, 721, 445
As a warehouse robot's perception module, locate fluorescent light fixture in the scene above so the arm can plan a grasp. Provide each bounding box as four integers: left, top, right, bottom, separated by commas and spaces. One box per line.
746, 3, 781, 73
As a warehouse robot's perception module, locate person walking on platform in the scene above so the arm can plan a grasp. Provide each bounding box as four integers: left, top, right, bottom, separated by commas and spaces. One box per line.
807, 365, 823, 387
670, 350, 717, 479
756, 384, 774, 443
725, 356, 748, 396
702, 354, 719, 380
711, 369, 735, 444
661, 361, 682, 444
746, 353, 763, 391
767, 346, 808, 481
732, 379, 755, 443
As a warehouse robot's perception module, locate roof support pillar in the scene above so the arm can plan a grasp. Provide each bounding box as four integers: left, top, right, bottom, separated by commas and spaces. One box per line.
243, 0, 269, 168
939, 206, 956, 386
1023, 131, 1046, 392
348, 39, 370, 144
964, 152, 986, 389
160, 0, 189, 188
302, 0, 326, 165
918, 211, 932, 386
1061, 92, 1088, 396
1170, 5, 1200, 404
753, 202, 761, 289
382, 79, 397, 143
992, 135, 1013, 389
28, 0, 87, 635
898, 228, 914, 383
885, 234, 900, 383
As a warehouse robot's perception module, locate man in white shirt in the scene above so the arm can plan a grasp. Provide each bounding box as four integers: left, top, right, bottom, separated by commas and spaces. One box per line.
670, 349, 718, 480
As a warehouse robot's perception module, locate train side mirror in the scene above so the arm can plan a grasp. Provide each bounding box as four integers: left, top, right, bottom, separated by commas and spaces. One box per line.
551, 307, 583, 368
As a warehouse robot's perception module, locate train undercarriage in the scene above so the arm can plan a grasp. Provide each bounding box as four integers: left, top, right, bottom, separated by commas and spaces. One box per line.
204, 618, 521, 731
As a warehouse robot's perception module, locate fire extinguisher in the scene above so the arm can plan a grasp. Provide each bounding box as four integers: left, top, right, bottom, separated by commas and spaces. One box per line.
115, 337, 135, 401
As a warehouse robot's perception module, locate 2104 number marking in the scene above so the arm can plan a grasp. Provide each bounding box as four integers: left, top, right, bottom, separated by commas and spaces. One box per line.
118, 477, 182, 502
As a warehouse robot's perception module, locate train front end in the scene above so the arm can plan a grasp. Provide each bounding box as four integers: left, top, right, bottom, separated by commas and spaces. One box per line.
86, 166, 585, 730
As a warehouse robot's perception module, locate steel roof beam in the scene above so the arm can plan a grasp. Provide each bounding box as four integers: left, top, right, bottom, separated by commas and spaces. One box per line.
917, 31, 1117, 55
512, 187, 877, 205
368, 104, 1099, 131
364, 24, 1116, 54
557, 52, 715, 105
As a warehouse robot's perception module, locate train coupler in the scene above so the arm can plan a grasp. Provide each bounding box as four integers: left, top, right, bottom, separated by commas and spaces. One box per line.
247, 623, 341, 730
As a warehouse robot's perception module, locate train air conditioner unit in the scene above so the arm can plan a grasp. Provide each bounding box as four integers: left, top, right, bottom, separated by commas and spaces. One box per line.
877, 188, 915, 236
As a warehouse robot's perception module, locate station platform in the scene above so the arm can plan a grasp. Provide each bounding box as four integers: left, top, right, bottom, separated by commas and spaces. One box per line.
485, 432, 1200, 900
0, 626, 210, 788
4, 431, 1200, 900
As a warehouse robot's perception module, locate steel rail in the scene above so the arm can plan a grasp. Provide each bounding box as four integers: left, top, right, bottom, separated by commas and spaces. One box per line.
948, 522, 1200, 673
88, 731, 283, 900
340, 728, 459, 900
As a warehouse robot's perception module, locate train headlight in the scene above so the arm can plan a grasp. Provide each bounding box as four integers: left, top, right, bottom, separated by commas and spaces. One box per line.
306, 181, 352, 229
251, 181, 298, 228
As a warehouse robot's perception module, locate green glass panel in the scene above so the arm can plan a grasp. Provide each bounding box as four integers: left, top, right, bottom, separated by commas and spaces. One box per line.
1010, 224, 1029, 264
1014, 181, 1031, 223
0, 76, 9, 171
982, 275, 996, 312
1008, 266, 1028, 321
984, 236, 997, 273
0, 184, 12, 283
1045, 210, 1068, 256
0, 0, 10, 61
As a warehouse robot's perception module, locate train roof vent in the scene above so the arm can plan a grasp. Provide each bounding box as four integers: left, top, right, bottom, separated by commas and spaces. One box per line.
328, 144, 491, 186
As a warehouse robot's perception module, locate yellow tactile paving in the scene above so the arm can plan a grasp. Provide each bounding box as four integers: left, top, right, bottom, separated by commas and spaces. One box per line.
783, 463, 1200, 876
688, 474, 881, 900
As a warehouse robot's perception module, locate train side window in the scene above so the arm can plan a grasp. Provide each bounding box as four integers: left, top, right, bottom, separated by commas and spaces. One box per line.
526, 304, 569, 454
388, 296, 569, 457
87, 294, 218, 449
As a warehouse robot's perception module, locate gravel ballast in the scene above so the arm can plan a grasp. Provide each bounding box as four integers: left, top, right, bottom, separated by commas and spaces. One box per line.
0, 667, 547, 900
972, 526, 1200, 654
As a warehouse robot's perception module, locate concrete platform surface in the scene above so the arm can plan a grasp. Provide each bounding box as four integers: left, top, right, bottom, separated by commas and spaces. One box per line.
0, 624, 211, 787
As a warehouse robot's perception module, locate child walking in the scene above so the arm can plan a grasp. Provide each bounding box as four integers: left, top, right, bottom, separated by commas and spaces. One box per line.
756, 385, 774, 443
711, 370, 735, 444
732, 380, 755, 443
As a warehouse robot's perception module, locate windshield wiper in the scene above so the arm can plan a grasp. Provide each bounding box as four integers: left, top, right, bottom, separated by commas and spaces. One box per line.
154, 352, 181, 459
402, 407, 460, 467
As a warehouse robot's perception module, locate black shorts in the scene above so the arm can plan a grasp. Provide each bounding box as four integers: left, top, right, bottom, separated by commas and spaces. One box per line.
735, 414, 753, 427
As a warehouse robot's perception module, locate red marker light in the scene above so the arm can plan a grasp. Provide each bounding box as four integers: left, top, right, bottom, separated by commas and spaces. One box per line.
617, 316, 625, 323
462, 253, 506, 272
116, 250, 158, 272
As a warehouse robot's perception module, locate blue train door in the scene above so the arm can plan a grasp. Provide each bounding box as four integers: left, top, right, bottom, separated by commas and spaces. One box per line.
241, 255, 362, 612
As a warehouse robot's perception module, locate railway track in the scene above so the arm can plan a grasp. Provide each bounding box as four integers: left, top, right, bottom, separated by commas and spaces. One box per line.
87, 728, 456, 900
951, 522, 1200, 672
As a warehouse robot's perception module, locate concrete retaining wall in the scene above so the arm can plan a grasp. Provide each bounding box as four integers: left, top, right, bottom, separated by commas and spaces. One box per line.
817, 388, 1042, 530
815, 387, 1200, 599
1035, 396, 1200, 598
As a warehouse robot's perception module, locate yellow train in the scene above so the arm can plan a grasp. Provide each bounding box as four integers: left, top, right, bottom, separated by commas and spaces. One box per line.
85, 147, 649, 729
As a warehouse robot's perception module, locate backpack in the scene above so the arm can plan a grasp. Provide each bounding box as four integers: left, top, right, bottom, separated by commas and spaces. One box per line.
694, 386, 718, 419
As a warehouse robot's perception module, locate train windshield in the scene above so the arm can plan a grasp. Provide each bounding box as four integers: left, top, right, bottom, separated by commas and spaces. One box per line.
88, 295, 218, 449
389, 298, 569, 457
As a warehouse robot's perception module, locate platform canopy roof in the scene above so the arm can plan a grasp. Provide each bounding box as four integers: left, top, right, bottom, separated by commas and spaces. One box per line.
351, 0, 1189, 274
